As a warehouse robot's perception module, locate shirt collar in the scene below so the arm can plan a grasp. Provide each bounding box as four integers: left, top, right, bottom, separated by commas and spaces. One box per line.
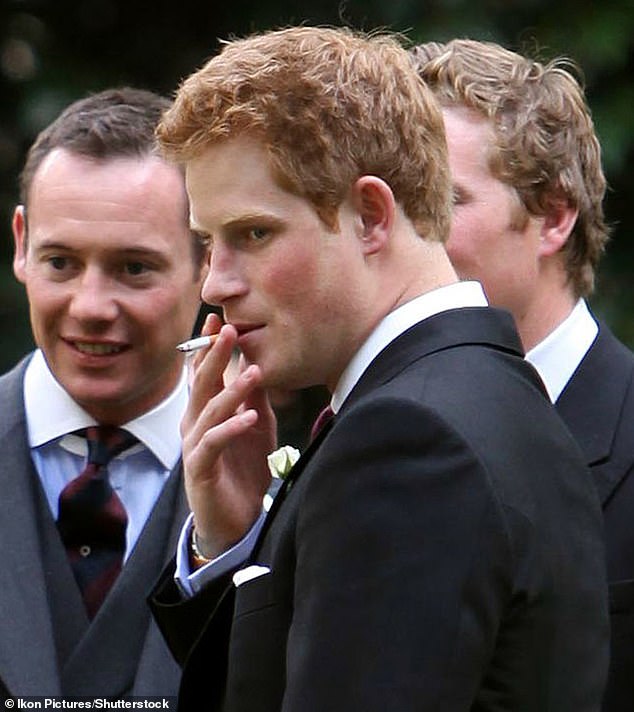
331, 281, 488, 412
525, 299, 598, 403
24, 349, 187, 470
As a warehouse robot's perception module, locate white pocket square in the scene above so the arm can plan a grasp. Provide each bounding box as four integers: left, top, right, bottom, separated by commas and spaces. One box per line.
233, 565, 271, 588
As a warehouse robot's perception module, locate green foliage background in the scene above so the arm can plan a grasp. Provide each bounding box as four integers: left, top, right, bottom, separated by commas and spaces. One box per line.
1, 0, 633, 372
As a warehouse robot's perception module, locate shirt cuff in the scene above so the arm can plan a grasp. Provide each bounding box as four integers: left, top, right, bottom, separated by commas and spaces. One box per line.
174, 511, 267, 597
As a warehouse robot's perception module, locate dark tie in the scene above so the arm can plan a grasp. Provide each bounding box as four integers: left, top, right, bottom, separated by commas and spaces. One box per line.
57, 426, 137, 619
310, 405, 335, 442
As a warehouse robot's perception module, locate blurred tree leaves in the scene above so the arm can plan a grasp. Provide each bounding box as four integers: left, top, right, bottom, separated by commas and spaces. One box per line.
1, 0, 633, 370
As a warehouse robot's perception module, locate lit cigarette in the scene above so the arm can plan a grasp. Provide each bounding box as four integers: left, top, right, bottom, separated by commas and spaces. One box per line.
176, 334, 218, 353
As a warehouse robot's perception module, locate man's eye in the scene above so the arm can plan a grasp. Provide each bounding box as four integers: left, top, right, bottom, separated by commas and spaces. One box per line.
452, 188, 468, 206
249, 227, 268, 241
48, 256, 67, 270
124, 261, 148, 276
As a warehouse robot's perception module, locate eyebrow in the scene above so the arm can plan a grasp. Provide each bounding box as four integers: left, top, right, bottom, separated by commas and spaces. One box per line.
189, 212, 285, 234
33, 241, 166, 260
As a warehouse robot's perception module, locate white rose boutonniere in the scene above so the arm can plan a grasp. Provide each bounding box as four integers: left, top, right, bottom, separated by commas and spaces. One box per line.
267, 445, 301, 480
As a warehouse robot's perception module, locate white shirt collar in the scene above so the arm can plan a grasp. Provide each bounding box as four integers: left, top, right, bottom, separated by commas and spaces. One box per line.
24, 349, 187, 470
525, 299, 598, 403
331, 281, 488, 412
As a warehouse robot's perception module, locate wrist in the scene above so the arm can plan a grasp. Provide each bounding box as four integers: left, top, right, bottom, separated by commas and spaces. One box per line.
189, 526, 213, 569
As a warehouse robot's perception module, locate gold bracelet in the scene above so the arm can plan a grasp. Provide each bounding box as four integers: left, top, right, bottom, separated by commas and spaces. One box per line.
189, 526, 213, 569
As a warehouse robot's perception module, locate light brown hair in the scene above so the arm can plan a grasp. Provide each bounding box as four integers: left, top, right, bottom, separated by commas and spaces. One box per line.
412, 39, 609, 297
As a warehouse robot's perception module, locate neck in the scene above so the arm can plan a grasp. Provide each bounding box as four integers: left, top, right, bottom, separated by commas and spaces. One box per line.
516, 292, 577, 352
389, 237, 459, 312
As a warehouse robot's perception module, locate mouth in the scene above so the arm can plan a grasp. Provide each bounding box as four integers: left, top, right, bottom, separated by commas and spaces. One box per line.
229, 323, 266, 348
69, 341, 127, 356
233, 323, 264, 339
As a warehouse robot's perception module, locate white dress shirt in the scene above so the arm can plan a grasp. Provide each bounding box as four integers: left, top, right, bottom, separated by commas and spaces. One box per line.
331, 280, 488, 413
24, 349, 187, 560
525, 299, 598, 403
176, 281, 489, 595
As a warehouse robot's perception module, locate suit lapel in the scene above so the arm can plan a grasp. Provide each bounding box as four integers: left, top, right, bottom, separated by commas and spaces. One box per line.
254, 307, 523, 550
0, 359, 62, 695
556, 324, 634, 504
129, 464, 190, 696
347, 307, 524, 407
252, 415, 335, 554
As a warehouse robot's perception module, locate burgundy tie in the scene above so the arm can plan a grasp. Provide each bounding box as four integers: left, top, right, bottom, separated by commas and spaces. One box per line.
57, 426, 137, 619
310, 405, 335, 442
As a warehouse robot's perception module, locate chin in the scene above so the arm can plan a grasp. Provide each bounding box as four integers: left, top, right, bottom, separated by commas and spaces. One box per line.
260, 368, 290, 393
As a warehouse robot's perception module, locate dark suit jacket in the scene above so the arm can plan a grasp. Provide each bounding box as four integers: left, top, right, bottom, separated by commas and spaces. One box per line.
151, 307, 609, 712
0, 356, 189, 699
556, 321, 634, 712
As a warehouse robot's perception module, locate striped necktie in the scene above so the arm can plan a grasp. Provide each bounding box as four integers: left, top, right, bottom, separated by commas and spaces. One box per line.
57, 426, 137, 619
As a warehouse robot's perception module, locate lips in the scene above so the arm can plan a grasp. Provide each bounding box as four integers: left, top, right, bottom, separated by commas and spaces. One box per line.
228, 324, 265, 351
71, 341, 126, 355
232, 323, 264, 338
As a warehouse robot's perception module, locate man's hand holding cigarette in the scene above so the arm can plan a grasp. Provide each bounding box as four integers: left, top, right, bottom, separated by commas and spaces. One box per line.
179, 314, 276, 560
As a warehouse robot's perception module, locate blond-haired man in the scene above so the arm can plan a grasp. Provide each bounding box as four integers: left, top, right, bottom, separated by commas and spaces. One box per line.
414, 39, 632, 711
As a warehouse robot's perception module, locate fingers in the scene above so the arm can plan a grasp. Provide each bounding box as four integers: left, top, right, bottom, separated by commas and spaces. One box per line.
186, 407, 259, 480
182, 357, 264, 448
245, 383, 277, 440
185, 312, 223, 373
179, 313, 275, 556
234, 353, 276, 430
202, 312, 223, 335
186, 323, 238, 417
202, 362, 262, 422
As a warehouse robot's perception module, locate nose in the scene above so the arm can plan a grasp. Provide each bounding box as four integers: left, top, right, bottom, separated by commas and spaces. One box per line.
68, 267, 119, 323
201, 243, 248, 306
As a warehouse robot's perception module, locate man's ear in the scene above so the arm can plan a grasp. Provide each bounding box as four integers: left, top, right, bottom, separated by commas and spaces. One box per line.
351, 175, 395, 256
538, 195, 578, 257
12, 205, 28, 283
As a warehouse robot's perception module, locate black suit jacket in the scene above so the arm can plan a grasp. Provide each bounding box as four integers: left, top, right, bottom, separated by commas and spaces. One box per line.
556, 321, 634, 712
0, 356, 189, 699
151, 307, 609, 711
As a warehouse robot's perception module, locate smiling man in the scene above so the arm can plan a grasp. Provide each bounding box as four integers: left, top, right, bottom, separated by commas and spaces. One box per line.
150, 27, 608, 711
0, 87, 207, 699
